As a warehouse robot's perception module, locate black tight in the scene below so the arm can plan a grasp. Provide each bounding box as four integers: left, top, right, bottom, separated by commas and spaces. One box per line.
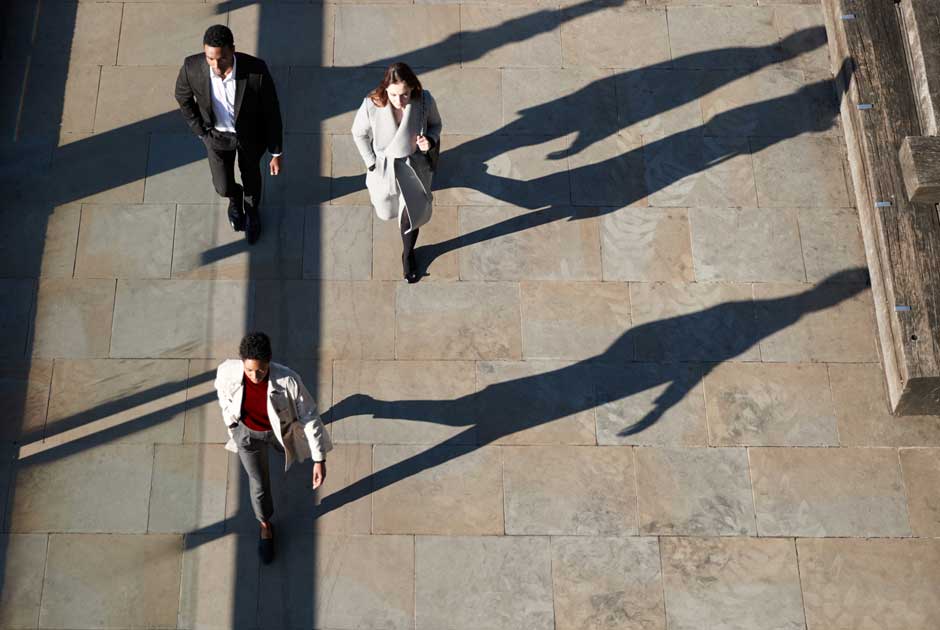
401, 211, 420, 275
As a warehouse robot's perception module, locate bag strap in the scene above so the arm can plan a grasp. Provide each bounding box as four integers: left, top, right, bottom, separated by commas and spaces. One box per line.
419, 91, 427, 137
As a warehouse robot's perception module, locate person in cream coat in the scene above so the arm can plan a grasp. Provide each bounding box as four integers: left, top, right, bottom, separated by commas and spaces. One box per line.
352, 61, 442, 283
215, 331, 332, 563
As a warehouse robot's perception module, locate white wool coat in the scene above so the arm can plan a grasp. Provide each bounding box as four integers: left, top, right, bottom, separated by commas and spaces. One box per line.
351, 90, 442, 232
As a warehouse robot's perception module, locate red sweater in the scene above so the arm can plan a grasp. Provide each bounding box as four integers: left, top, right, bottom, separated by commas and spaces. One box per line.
241, 375, 272, 431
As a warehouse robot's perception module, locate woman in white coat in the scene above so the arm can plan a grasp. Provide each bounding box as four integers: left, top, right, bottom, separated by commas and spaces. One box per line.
352, 62, 442, 282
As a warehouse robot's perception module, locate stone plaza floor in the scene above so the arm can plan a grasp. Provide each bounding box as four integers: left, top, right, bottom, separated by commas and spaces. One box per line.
2, 0, 940, 628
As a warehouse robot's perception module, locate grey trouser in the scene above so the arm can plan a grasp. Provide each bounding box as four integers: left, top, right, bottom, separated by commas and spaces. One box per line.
232, 422, 278, 522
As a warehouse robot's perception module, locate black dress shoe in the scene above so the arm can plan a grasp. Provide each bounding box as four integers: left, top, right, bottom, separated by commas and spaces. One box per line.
245, 210, 261, 244
227, 197, 245, 232
259, 523, 274, 564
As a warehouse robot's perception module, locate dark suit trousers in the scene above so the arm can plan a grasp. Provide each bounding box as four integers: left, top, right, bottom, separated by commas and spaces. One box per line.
203, 133, 264, 211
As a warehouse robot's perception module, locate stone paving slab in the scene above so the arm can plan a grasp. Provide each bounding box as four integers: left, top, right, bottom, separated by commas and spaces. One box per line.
334, 5, 460, 67
568, 133, 649, 207
0, 359, 51, 442
521, 280, 630, 360
308, 443, 372, 534
461, 5, 563, 68
39, 533, 182, 629
421, 67, 503, 135
600, 208, 693, 282
773, 4, 833, 82
752, 135, 850, 207
433, 134, 573, 207
54, 131, 151, 204
117, 3, 221, 67
254, 280, 396, 360
617, 69, 708, 139
17, 63, 101, 137
93, 66, 183, 134
148, 443, 228, 534
396, 282, 522, 360
331, 360, 477, 445
374, 206, 460, 282
594, 363, 708, 447
797, 207, 867, 283
750, 447, 911, 537
373, 444, 503, 534
689, 207, 805, 282
703, 362, 839, 446
0, 280, 33, 358
0, 533, 47, 629
144, 133, 221, 203
305, 205, 373, 280
329, 133, 374, 207
636, 447, 756, 536
75, 203, 176, 279
416, 535, 554, 630
503, 445, 637, 535
0, 137, 54, 203
44, 358, 188, 447
227, 3, 335, 67
645, 135, 758, 208
287, 67, 375, 134
551, 536, 665, 630
661, 537, 805, 630
502, 68, 617, 135
668, 7, 782, 70
754, 282, 877, 363
110, 279, 250, 358
179, 533, 259, 630
30, 278, 115, 359
701, 66, 833, 137
899, 448, 940, 537
266, 132, 333, 207
829, 363, 940, 446
173, 204, 306, 280
631, 282, 759, 362
0, 202, 80, 279
458, 206, 602, 281
475, 360, 597, 445
182, 359, 235, 445
2, 1, 122, 66
9, 443, 153, 533
560, 7, 669, 70
261, 534, 415, 630
798, 538, 940, 630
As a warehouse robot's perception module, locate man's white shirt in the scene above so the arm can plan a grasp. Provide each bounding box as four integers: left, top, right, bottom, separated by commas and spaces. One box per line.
206, 56, 281, 156
209, 56, 237, 133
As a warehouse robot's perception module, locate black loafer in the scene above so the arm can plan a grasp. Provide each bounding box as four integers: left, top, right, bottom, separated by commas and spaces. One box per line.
259, 523, 274, 564
245, 211, 261, 244
228, 197, 245, 232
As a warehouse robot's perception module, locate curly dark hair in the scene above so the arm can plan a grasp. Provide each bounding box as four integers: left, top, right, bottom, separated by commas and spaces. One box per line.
239, 332, 272, 362
203, 25, 235, 49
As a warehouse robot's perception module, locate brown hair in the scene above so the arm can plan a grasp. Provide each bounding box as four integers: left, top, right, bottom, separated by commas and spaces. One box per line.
368, 62, 423, 107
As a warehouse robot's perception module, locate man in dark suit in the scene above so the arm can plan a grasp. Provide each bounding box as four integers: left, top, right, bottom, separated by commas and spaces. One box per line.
175, 25, 283, 243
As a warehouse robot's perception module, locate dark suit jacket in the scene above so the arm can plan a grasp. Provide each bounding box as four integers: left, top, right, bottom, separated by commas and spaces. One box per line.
174, 52, 283, 155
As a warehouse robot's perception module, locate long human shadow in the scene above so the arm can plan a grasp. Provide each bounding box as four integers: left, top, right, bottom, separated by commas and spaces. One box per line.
317, 269, 867, 516
411, 63, 848, 273
328, 26, 828, 196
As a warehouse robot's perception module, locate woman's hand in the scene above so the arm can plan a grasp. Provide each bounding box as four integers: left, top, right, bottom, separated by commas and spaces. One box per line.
312, 460, 327, 490
416, 134, 430, 152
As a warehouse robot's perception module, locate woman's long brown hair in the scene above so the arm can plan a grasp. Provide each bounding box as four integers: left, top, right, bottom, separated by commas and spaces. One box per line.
368, 62, 423, 107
